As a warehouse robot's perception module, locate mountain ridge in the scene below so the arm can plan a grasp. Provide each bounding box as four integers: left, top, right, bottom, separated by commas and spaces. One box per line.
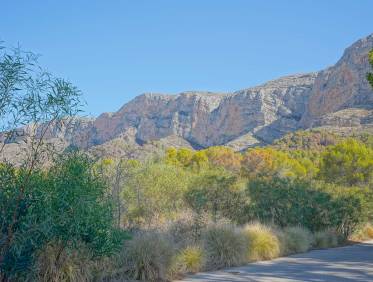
2, 33, 373, 160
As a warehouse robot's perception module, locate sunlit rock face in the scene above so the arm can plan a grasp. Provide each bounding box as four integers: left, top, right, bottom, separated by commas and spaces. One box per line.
3, 34, 373, 159
301, 34, 373, 128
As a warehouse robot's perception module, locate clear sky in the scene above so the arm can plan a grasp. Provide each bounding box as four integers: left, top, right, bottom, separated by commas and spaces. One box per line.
1, 0, 373, 116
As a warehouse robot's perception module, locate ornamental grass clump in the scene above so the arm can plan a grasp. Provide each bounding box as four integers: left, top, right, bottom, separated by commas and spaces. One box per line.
168, 246, 205, 279
122, 232, 174, 281
282, 226, 313, 255
313, 229, 339, 249
243, 223, 280, 261
202, 224, 247, 269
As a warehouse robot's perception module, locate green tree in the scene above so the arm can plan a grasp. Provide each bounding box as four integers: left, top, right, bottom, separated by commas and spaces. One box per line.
367, 49, 373, 88
0, 43, 83, 277
319, 139, 373, 186
185, 169, 248, 223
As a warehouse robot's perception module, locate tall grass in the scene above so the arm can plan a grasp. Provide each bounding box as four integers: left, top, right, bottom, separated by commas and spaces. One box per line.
33, 241, 93, 282
168, 246, 205, 279
243, 223, 280, 261
121, 232, 174, 281
202, 224, 247, 269
281, 226, 313, 255
313, 229, 339, 249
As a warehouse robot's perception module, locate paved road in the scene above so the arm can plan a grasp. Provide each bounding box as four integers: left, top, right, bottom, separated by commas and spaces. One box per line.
176, 241, 373, 282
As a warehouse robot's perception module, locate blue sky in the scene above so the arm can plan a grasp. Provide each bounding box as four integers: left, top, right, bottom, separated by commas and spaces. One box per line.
1, 0, 373, 116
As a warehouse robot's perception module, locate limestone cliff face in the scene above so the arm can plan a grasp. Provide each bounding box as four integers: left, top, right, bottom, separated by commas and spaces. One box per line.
301, 34, 373, 127
65, 73, 316, 150
3, 33, 373, 157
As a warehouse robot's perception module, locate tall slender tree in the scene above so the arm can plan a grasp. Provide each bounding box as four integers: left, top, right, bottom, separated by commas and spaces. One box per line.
367, 49, 373, 88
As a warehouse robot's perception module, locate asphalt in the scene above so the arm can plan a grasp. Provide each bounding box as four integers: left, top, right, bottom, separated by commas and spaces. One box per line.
176, 240, 373, 282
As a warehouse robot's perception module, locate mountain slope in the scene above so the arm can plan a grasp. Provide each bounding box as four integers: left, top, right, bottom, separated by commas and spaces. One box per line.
3, 33, 373, 159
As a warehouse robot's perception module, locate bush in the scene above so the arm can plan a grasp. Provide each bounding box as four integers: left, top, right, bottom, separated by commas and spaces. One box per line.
352, 223, 373, 241
202, 224, 247, 269
122, 233, 174, 281
33, 241, 93, 282
243, 223, 280, 261
365, 225, 373, 238
313, 229, 339, 249
282, 227, 313, 255
0, 154, 124, 279
168, 246, 205, 278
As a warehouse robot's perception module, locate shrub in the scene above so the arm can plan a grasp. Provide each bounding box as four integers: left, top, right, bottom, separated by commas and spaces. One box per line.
122, 233, 174, 281
243, 223, 280, 261
282, 227, 313, 255
202, 224, 247, 269
365, 225, 373, 238
32, 241, 93, 282
352, 223, 373, 241
0, 154, 124, 279
313, 229, 339, 249
168, 246, 205, 278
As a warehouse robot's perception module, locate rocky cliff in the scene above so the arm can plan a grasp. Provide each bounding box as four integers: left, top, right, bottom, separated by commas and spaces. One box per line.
3, 34, 373, 159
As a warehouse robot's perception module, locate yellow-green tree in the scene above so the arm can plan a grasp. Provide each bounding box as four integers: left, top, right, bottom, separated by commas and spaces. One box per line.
319, 139, 373, 186
122, 162, 190, 227
241, 148, 307, 179
203, 146, 242, 172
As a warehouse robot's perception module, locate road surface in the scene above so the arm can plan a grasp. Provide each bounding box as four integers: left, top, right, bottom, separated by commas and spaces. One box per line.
176, 240, 373, 282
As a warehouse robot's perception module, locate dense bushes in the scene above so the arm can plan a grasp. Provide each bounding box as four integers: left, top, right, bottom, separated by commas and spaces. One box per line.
247, 177, 370, 237
0, 153, 124, 280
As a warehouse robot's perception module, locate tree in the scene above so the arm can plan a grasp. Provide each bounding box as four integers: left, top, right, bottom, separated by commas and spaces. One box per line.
241, 148, 307, 179
203, 146, 242, 172
367, 49, 373, 88
122, 162, 189, 227
185, 169, 248, 223
0, 43, 82, 275
319, 139, 373, 186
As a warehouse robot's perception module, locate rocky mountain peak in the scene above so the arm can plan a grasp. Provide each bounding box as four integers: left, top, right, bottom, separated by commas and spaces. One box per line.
3, 33, 373, 160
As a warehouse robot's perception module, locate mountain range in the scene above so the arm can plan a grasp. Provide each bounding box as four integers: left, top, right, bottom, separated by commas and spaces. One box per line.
4, 34, 373, 160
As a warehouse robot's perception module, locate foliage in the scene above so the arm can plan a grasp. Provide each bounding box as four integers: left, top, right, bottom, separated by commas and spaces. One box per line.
243, 223, 280, 261
367, 49, 373, 88
319, 139, 373, 186
241, 148, 307, 179
122, 162, 189, 227
247, 177, 370, 237
0, 153, 124, 278
202, 224, 247, 269
185, 168, 248, 223
247, 178, 333, 231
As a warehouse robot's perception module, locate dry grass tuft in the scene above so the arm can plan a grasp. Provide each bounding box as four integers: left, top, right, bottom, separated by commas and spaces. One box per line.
282, 226, 313, 255
168, 246, 205, 279
202, 224, 247, 269
33, 240, 93, 282
313, 229, 339, 249
243, 223, 280, 261
122, 232, 174, 281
